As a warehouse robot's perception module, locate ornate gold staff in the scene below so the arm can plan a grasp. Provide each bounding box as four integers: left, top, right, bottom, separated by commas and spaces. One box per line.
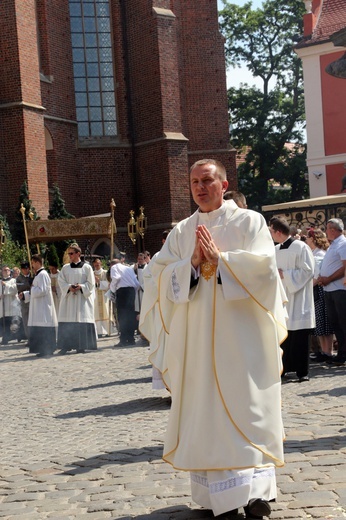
109, 199, 117, 336
0, 222, 6, 330
0, 222, 5, 264
110, 198, 116, 259
28, 208, 40, 254
20, 204, 33, 275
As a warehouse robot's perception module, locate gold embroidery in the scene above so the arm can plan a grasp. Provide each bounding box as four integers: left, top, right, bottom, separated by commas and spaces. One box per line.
201, 261, 217, 281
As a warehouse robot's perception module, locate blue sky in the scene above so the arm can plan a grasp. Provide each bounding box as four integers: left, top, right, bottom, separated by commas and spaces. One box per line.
217, 0, 263, 8
217, 0, 264, 88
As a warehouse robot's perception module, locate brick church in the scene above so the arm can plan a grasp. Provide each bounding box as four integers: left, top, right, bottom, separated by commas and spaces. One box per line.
0, 0, 235, 257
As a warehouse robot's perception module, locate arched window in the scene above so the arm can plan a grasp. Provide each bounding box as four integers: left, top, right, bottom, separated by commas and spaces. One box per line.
69, 0, 117, 139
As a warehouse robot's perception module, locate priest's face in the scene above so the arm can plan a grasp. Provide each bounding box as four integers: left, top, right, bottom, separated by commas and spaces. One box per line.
190, 163, 228, 213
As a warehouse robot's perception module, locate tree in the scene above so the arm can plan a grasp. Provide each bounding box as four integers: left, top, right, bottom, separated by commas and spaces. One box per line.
46, 243, 60, 268
48, 185, 74, 220
219, 0, 308, 210
0, 214, 28, 267
48, 185, 75, 264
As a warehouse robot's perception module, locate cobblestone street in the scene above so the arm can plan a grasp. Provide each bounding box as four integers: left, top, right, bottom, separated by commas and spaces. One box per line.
0, 336, 345, 520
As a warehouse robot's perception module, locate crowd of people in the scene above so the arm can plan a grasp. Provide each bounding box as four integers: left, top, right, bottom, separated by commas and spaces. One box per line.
0, 243, 157, 357
0, 160, 345, 519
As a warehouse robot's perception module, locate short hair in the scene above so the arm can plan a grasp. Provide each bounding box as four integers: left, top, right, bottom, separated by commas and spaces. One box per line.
69, 243, 81, 253
31, 254, 43, 265
190, 159, 227, 181
162, 230, 170, 240
144, 250, 150, 257
224, 190, 246, 206
269, 217, 290, 235
327, 218, 344, 232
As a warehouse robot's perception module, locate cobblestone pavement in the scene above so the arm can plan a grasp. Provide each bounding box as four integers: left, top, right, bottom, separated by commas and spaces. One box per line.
0, 336, 345, 520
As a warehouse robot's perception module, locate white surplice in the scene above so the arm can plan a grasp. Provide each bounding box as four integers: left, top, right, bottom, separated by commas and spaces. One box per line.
58, 263, 95, 323
275, 240, 315, 330
26, 270, 57, 328
140, 201, 287, 515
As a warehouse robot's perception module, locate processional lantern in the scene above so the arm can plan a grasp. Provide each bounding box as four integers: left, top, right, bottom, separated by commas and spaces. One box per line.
136, 206, 147, 239
127, 210, 138, 245
127, 207, 148, 248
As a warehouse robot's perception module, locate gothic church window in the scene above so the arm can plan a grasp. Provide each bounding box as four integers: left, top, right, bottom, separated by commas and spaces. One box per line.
69, 0, 117, 138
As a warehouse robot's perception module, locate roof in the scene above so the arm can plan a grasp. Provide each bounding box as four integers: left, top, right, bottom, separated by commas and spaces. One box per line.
262, 193, 346, 212
296, 0, 346, 49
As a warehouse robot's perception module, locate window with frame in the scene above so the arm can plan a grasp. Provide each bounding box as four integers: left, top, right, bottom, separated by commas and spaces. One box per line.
69, 0, 117, 139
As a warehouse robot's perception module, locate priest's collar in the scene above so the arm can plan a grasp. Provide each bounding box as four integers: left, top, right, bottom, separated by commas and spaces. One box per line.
70, 261, 84, 268
197, 201, 236, 220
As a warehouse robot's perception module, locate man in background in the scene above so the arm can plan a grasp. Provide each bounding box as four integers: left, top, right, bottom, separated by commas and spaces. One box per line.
318, 218, 346, 366
92, 257, 110, 337
57, 243, 97, 355
269, 216, 315, 382
16, 261, 33, 342
48, 262, 60, 314
110, 260, 139, 347
224, 190, 247, 208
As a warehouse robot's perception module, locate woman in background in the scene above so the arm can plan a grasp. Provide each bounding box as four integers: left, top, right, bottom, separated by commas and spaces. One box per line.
306, 228, 334, 361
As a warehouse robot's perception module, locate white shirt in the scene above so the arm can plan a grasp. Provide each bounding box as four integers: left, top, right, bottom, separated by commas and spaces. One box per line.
320, 234, 346, 292
110, 263, 140, 292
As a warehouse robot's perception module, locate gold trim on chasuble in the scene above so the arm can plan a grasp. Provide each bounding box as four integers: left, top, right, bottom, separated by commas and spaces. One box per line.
96, 290, 106, 320
210, 256, 284, 467
219, 253, 288, 345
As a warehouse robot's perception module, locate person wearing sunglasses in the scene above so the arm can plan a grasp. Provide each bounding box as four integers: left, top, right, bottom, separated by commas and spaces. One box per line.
57, 243, 97, 355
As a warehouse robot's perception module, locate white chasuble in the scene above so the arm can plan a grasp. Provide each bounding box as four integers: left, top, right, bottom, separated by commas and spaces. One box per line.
93, 268, 110, 335
140, 201, 287, 475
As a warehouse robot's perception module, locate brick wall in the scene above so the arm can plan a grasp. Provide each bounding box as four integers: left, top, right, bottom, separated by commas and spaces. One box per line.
0, 0, 235, 257
0, 0, 49, 220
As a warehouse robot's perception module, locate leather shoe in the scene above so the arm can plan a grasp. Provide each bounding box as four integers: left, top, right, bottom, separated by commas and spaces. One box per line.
329, 356, 346, 366
298, 376, 309, 382
244, 498, 271, 518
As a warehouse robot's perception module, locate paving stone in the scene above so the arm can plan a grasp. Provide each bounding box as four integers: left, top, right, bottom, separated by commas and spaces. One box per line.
0, 338, 344, 520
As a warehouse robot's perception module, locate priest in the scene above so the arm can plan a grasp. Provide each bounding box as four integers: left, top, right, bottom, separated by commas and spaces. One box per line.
57, 243, 97, 354
92, 257, 110, 337
140, 159, 287, 519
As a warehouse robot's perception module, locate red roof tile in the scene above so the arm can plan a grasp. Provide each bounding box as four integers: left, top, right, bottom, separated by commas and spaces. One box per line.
297, 0, 346, 48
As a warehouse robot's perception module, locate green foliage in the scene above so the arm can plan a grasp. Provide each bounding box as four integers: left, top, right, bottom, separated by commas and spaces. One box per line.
0, 216, 28, 268
48, 185, 75, 264
45, 243, 60, 268
0, 240, 28, 269
219, 0, 308, 210
48, 185, 74, 220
